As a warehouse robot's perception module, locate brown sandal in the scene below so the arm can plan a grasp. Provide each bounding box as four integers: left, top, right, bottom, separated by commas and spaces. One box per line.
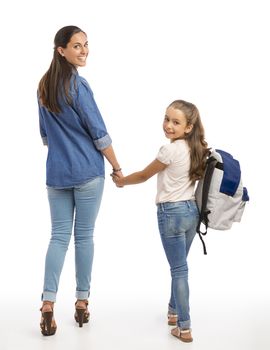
167, 313, 178, 326
171, 327, 193, 343
40, 301, 57, 336
74, 300, 90, 327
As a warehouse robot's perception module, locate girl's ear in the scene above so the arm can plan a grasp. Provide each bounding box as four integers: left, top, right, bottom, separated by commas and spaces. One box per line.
57, 47, 65, 57
185, 124, 193, 134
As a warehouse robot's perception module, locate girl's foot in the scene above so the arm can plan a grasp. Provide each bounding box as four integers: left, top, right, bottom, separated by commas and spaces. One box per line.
40, 301, 57, 336
167, 313, 178, 326
171, 327, 193, 343
74, 299, 90, 327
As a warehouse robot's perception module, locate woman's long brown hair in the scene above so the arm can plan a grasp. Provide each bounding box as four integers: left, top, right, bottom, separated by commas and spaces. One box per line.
168, 100, 210, 182
38, 26, 85, 113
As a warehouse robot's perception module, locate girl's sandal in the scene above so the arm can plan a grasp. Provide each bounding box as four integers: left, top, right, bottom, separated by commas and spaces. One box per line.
167, 313, 178, 326
171, 327, 193, 343
40, 302, 57, 336
74, 300, 90, 327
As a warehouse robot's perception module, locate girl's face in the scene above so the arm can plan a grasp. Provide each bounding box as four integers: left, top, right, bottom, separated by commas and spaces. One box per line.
57, 32, 89, 67
163, 107, 193, 141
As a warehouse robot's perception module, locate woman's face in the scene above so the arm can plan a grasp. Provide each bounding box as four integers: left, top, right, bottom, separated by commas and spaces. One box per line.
57, 32, 89, 67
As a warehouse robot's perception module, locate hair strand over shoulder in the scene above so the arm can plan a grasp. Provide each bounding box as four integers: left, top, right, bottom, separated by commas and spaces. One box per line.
168, 100, 210, 183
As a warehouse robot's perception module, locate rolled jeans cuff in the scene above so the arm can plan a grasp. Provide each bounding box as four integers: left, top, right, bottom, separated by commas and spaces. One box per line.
76, 291, 90, 300
179, 319, 191, 329
42, 291, 56, 302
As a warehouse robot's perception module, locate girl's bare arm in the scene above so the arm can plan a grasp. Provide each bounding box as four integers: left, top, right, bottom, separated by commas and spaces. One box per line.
112, 159, 166, 186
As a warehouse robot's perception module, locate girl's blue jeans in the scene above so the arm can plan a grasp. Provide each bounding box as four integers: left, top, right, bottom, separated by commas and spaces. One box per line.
157, 200, 199, 329
42, 177, 104, 302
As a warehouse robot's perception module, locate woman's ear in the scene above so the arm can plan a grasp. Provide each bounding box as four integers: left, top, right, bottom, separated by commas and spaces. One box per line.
57, 47, 65, 57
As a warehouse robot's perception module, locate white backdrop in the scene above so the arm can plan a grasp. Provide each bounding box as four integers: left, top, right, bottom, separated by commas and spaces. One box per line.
0, 0, 269, 349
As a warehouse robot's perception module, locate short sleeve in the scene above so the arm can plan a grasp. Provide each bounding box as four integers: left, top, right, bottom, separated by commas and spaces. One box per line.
156, 144, 174, 165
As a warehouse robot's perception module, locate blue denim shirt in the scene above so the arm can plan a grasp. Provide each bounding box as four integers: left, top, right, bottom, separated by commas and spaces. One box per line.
38, 71, 112, 188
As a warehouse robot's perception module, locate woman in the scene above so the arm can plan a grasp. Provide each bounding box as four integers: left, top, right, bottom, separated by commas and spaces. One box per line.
38, 25, 122, 336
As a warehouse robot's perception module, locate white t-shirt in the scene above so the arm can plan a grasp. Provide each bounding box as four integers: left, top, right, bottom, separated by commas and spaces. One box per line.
155, 139, 195, 204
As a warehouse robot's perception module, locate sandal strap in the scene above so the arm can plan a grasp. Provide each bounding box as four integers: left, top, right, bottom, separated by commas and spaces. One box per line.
40, 301, 54, 312
75, 300, 89, 307
180, 329, 192, 334
43, 301, 54, 306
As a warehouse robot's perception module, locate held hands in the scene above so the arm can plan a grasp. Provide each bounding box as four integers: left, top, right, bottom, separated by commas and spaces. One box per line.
110, 168, 124, 187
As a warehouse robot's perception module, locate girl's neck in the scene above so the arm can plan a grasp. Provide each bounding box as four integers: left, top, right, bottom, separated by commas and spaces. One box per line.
171, 137, 185, 143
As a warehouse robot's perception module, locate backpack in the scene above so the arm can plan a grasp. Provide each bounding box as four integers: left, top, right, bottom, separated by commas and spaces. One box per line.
195, 149, 249, 255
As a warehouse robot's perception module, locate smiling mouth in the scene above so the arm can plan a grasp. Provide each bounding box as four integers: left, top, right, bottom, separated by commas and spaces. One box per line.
77, 56, 87, 61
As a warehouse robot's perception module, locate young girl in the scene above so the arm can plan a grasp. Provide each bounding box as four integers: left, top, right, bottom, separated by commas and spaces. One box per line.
38, 26, 122, 336
112, 100, 208, 342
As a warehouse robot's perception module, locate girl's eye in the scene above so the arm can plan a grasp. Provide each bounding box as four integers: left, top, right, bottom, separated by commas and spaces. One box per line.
174, 121, 180, 125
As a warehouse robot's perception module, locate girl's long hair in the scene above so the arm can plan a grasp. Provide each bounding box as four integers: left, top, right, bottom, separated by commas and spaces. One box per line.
38, 25, 85, 113
168, 100, 210, 182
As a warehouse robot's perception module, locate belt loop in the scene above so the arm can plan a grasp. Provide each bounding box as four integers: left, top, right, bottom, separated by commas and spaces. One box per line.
160, 203, 165, 212
186, 200, 191, 209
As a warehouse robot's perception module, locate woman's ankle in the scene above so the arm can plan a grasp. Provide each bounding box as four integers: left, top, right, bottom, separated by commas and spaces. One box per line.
41, 301, 54, 312
75, 299, 88, 308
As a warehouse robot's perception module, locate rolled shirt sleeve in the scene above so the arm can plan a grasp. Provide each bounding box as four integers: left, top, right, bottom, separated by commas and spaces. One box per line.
75, 77, 112, 150
93, 134, 112, 150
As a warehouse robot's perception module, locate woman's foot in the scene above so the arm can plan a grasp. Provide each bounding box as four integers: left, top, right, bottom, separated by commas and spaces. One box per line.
167, 313, 178, 326
171, 327, 193, 343
40, 301, 57, 336
74, 299, 90, 327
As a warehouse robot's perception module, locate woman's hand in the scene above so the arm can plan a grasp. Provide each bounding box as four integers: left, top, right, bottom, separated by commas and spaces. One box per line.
111, 170, 124, 187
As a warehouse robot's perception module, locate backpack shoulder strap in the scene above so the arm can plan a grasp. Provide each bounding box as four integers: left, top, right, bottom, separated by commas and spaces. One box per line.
196, 156, 220, 254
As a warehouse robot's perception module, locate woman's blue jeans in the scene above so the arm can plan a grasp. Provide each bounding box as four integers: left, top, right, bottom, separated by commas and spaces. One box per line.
42, 177, 104, 302
157, 200, 199, 329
